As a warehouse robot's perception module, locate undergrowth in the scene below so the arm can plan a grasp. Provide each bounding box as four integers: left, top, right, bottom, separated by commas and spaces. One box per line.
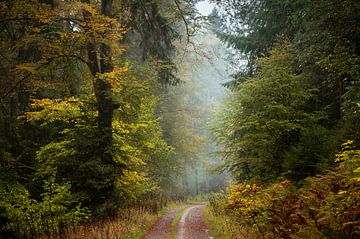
35, 201, 185, 239
207, 141, 360, 239
204, 206, 258, 239
36, 207, 155, 239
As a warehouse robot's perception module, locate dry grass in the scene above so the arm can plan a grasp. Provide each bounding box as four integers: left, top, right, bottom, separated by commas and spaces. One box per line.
39, 208, 157, 239
37, 201, 188, 239
203, 207, 259, 239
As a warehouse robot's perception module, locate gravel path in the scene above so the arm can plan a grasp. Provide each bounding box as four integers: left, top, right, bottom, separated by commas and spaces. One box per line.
177, 204, 210, 239
143, 204, 211, 239
143, 206, 186, 239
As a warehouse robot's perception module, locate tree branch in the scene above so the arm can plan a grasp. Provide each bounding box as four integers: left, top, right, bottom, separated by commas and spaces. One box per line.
173, 0, 192, 43
0, 59, 54, 101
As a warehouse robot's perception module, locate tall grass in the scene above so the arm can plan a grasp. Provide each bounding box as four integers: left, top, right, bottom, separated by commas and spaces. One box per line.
39, 208, 157, 239
36, 200, 187, 239
203, 207, 259, 239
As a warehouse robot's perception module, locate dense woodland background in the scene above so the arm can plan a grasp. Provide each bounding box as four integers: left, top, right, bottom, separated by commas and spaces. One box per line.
209, 0, 360, 238
0, 0, 359, 238
0, 0, 226, 237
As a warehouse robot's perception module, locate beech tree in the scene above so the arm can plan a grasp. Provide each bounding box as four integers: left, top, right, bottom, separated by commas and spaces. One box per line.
0, 0, 199, 236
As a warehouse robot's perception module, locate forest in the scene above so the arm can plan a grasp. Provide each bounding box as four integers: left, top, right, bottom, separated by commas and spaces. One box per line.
0, 0, 359, 239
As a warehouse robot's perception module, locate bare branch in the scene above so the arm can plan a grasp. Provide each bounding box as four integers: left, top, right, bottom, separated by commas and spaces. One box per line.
173, 0, 192, 43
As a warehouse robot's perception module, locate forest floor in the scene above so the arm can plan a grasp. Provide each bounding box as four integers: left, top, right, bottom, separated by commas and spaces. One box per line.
144, 204, 212, 239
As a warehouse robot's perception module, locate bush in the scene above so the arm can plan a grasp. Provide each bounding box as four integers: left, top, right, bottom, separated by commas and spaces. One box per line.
209, 142, 360, 239
0, 178, 90, 238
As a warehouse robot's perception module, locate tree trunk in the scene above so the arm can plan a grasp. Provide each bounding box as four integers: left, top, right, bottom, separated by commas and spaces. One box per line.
84, 0, 115, 163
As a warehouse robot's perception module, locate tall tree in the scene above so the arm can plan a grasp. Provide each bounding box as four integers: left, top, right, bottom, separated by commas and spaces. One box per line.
212, 0, 360, 183
81, 0, 117, 166
213, 41, 325, 181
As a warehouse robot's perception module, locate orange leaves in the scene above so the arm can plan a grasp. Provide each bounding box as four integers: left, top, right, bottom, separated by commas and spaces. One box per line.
218, 144, 360, 238
97, 66, 129, 92
32, 27, 41, 33
58, 2, 127, 43
1, 0, 130, 99
9, 0, 53, 24
3, 0, 127, 55
73, 2, 97, 16
15, 63, 37, 74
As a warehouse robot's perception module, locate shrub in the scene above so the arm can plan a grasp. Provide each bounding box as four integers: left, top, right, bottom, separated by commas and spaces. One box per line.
210, 141, 359, 239
0, 178, 90, 238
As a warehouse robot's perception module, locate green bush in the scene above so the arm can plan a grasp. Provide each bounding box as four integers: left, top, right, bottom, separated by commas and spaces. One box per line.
210, 142, 360, 239
0, 178, 90, 238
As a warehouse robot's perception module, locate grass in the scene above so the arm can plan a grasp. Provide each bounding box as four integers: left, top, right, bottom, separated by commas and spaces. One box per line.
168, 205, 188, 239
38, 202, 185, 239
38, 201, 189, 239
158, 200, 184, 216
203, 206, 232, 239
203, 206, 259, 239
37, 207, 156, 239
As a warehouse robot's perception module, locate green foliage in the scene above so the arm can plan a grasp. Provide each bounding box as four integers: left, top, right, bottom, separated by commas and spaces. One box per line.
213, 40, 332, 181
209, 143, 360, 239
342, 78, 360, 144
216, 0, 360, 130
283, 126, 338, 179
0, 0, 201, 237
118, 0, 185, 85
21, 68, 176, 216
0, 179, 89, 238
211, 0, 360, 236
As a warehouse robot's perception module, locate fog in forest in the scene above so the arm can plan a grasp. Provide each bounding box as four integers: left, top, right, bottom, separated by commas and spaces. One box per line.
2, 0, 358, 238
164, 21, 232, 196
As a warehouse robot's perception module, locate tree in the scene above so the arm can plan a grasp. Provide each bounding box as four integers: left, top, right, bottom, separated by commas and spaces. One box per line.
214, 0, 360, 131
212, 0, 360, 183
213, 41, 335, 182
0, 0, 190, 233
212, 0, 301, 74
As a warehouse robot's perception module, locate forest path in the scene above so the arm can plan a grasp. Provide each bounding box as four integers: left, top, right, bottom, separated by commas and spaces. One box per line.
177, 204, 211, 239
143, 205, 186, 239
144, 204, 212, 239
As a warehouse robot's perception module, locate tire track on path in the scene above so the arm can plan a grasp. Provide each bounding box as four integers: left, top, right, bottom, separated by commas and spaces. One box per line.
143, 204, 212, 239
177, 204, 211, 239
143, 206, 186, 239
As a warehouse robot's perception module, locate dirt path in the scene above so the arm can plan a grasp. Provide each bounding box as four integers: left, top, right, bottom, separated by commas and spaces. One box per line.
143, 206, 186, 239
177, 204, 210, 239
143, 204, 211, 239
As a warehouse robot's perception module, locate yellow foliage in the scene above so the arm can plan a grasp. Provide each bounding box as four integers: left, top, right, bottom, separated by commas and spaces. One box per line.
23, 97, 82, 124
213, 144, 360, 238
98, 66, 129, 81
224, 182, 266, 225
116, 170, 156, 201
118, 170, 145, 186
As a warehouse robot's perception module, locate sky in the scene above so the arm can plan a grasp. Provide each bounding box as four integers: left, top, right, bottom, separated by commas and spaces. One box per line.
195, 0, 215, 16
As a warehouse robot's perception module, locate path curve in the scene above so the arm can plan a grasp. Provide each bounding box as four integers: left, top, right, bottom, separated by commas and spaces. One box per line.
143, 206, 186, 239
177, 204, 210, 239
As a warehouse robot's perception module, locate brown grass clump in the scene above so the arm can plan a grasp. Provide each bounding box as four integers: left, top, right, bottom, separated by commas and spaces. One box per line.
39, 208, 157, 239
